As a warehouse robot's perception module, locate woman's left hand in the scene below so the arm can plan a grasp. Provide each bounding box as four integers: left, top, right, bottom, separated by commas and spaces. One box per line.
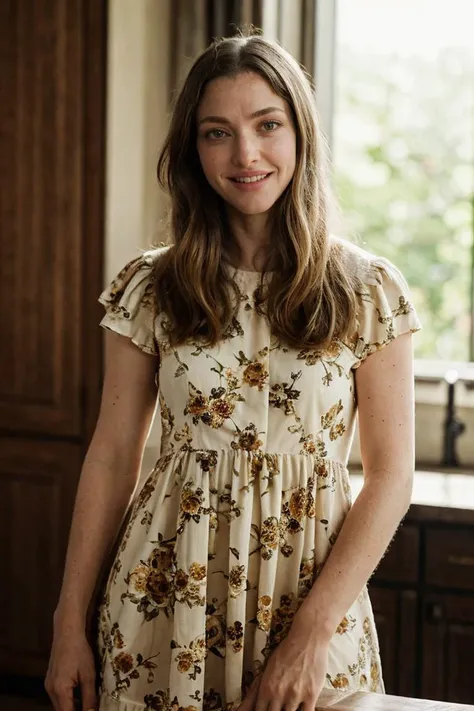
238, 625, 329, 711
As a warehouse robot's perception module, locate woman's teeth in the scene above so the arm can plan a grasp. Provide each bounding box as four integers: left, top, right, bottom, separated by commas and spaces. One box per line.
233, 174, 269, 183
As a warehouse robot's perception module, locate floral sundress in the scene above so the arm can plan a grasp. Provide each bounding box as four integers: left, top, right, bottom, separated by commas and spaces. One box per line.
96, 240, 421, 711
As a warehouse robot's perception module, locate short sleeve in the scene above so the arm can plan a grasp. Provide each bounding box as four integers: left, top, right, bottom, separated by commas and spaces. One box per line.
99, 252, 158, 355
350, 256, 422, 367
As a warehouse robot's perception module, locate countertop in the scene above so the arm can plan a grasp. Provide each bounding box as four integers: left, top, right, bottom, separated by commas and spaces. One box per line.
350, 470, 474, 525
317, 689, 473, 709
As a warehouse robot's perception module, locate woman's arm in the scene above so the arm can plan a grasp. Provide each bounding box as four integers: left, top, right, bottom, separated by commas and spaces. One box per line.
53, 330, 158, 631
292, 330, 415, 640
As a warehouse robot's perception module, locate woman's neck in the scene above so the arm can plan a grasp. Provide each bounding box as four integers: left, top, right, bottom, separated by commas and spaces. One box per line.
226, 210, 272, 271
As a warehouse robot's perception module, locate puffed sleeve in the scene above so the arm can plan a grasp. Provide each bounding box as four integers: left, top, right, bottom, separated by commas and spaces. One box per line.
351, 256, 422, 367
98, 251, 158, 355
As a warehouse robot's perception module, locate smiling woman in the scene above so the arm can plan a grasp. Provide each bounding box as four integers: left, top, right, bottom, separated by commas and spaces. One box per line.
196, 80, 296, 225
45, 32, 421, 711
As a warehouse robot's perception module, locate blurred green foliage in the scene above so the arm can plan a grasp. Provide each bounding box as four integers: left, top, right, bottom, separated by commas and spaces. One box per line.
333, 46, 474, 361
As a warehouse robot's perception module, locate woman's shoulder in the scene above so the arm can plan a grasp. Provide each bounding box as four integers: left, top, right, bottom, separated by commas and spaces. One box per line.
330, 235, 403, 287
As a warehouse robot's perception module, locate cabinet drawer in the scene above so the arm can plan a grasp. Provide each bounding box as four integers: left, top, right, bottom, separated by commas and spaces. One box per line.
373, 524, 419, 583
425, 528, 474, 590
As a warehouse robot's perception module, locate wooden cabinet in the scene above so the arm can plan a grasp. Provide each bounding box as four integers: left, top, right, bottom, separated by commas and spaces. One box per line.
370, 517, 474, 705
369, 587, 417, 698
0, 0, 106, 678
421, 593, 474, 704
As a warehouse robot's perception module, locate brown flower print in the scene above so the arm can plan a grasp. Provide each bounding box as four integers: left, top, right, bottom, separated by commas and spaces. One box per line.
176, 651, 194, 673
146, 571, 171, 605
195, 449, 218, 472
113, 652, 134, 674
206, 603, 226, 656
111, 623, 125, 650
269, 372, 302, 416
259, 516, 280, 560
185, 392, 209, 419
175, 569, 189, 591
144, 690, 169, 711
203, 689, 224, 711
160, 393, 175, 435
228, 564, 247, 598
227, 620, 244, 652
242, 361, 269, 391
149, 545, 175, 572
231, 423, 263, 452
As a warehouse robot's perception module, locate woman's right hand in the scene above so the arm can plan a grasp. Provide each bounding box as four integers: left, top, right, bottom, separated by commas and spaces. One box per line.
45, 627, 98, 711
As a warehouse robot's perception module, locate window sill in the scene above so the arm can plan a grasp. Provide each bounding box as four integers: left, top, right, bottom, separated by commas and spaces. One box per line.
415, 359, 474, 408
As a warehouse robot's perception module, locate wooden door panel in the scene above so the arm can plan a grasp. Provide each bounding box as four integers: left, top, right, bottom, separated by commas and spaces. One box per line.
0, 438, 82, 677
422, 593, 474, 704
369, 586, 417, 698
0, 0, 83, 437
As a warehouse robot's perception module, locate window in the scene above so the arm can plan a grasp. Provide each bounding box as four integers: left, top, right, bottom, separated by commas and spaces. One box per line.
332, 0, 474, 362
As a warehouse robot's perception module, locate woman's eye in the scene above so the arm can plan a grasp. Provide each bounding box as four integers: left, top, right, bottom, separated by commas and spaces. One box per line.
261, 120, 281, 132
206, 129, 228, 139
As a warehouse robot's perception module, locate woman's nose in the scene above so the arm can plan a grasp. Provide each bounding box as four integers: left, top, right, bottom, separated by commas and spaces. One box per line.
232, 135, 259, 168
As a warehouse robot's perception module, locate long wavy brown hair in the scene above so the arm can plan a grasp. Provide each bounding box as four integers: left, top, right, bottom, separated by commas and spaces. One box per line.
155, 33, 361, 349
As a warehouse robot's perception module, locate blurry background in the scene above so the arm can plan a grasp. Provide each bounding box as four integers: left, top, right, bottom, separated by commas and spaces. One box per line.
1, 1, 474, 708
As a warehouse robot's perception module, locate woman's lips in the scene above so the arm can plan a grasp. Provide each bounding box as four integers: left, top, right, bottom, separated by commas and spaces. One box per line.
229, 173, 272, 191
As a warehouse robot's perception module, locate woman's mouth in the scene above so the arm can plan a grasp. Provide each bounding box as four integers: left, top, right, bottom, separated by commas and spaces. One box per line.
229, 173, 272, 190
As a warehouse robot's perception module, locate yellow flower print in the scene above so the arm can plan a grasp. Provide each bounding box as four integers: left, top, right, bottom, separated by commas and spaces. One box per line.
128, 563, 149, 594
189, 562, 206, 581
321, 400, 344, 429
336, 614, 356, 635
257, 608, 272, 632
331, 673, 350, 689
180, 488, 203, 515
256, 594, 273, 632
329, 421, 346, 441
209, 397, 235, 427
370, 662, 380, 691
325, 340, 342, 357
288, 488, 307, 521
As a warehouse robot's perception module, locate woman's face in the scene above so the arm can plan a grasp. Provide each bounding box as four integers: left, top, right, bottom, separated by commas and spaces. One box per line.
196, 72, 297, 218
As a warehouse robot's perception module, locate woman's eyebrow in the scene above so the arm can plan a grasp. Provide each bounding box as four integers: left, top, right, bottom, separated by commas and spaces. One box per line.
198, 106, 286, 125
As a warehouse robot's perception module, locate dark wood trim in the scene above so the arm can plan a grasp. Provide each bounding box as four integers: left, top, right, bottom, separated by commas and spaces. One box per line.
81, 0, 107, 448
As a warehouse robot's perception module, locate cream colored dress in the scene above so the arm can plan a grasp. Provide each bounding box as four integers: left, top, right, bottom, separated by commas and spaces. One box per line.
97, 241, 421, 711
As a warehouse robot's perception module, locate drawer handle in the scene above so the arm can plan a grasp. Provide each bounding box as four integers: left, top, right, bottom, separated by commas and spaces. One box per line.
448, 554, 474, 567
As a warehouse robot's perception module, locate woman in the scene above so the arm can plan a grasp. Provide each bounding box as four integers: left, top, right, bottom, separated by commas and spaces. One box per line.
46, 34, 421, 711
